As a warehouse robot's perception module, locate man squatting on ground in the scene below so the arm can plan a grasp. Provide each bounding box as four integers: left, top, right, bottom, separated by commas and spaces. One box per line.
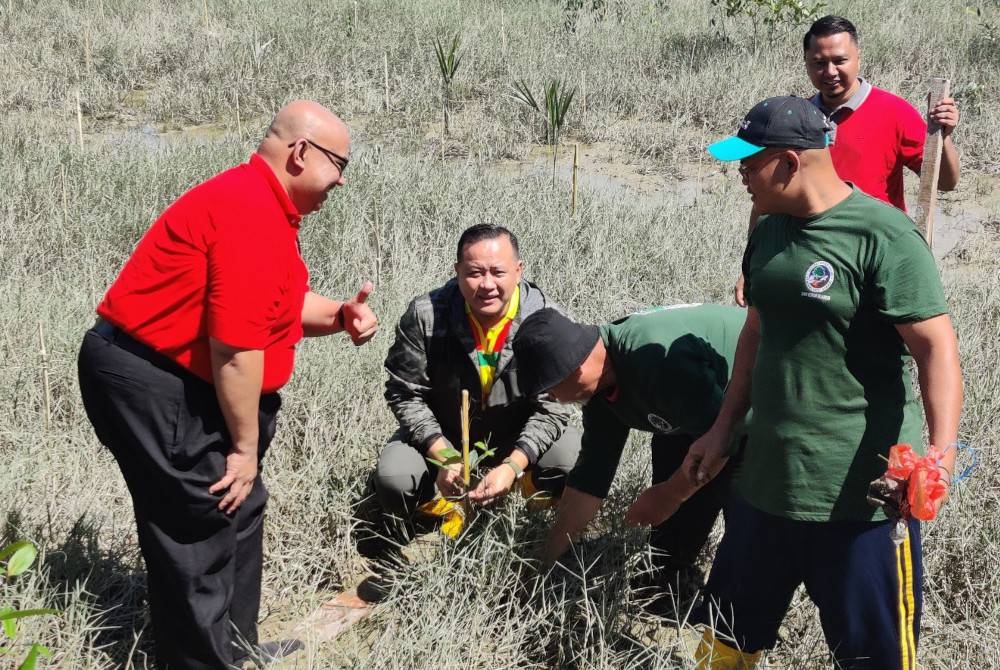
77, 101, 378, 670
684, 96, 962, 670
734, 14, 961, 306
512, 303, 747, 597
355, 224, 581, 588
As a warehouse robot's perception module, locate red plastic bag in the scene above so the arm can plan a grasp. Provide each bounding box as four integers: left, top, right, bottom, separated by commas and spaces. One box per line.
883, 444, 948, 521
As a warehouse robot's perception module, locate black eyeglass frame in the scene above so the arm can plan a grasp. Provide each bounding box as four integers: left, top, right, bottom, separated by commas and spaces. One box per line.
288, 139, 349, 173
737, 148, 802, 178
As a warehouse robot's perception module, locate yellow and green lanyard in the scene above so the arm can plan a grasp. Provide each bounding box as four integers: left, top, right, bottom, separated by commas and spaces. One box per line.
465, 286, 520, 402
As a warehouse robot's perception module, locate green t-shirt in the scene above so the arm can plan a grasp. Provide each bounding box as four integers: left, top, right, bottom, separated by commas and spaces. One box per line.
740, 188, 948, 521
567, 304, 747, 498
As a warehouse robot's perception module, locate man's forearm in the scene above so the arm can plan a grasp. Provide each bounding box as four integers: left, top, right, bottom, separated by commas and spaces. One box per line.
301, 291, 346, 337
387, 395, 444, 454
210, 341, 265, 454
542, 486, 603, 568
916, 344, 962, 475
938, 137, 960, 192
897, 315, 963, 474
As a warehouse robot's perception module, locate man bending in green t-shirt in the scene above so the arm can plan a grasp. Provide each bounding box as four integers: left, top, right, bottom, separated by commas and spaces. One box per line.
688, 96, 963, 670
513, 303, 747, 601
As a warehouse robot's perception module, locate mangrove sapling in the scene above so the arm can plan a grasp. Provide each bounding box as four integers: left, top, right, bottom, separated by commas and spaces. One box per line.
1, 541, 58, 670
424, 439, 497, 486
512, 79, 576, 184
433, 33, 462, 138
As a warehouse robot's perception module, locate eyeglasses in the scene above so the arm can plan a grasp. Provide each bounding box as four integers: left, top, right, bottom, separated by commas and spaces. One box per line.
738, 152, 779, 179
738, 149, 801, 179
288, 139, 349, 174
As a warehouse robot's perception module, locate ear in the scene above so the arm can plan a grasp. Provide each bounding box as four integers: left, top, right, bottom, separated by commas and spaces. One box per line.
784, 149, 803, 174
289, 139, 307, 171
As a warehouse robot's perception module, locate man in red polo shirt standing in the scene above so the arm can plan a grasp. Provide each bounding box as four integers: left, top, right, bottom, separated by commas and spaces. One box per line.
77, 100, 377, 669
734, 14, 961, 306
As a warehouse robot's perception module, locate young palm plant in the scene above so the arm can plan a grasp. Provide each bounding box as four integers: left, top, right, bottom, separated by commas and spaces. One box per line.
433, 34, 463, 138
512, 79, 576, 183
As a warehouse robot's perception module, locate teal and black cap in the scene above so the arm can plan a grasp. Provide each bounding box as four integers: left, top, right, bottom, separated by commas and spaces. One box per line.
707, 96, 833, 161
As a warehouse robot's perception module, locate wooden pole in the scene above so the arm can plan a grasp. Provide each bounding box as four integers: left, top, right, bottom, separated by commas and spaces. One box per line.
38, 322, 51, 432
460, 389, 471, 487
60, 164, 69, 226
83, 26, 92, 73
914, 78, 949, 251
235, 90, 243, 139
383, 52, 390, 111
500, 9, 507, 54
571, 143, 579, 217
76, 90, 84, 149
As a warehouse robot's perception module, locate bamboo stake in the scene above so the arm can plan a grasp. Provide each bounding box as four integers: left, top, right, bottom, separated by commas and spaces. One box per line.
60, 164, 68, 226
353, 1, 359, 31
76, 90, 84, 149
500, 9, 507, 54
235, 90, 243, 139
571, 143, 579, 217
383, 52, 390, 111
38, 322, 51, 432
202, 0, 209, 27
914, 78, 950, 251
460, 389, 471, 487
83, 25, 92, 73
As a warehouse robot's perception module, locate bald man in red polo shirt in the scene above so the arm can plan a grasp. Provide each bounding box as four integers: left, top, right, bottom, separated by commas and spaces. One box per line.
77, 100, 377, 669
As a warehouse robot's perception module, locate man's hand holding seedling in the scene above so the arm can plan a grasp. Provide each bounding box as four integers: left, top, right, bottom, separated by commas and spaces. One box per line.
428, 438, 465, 498
469, 449, 529, 506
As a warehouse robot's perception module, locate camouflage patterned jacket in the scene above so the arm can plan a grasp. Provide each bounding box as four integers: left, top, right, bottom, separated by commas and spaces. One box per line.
384, 278, 571, 464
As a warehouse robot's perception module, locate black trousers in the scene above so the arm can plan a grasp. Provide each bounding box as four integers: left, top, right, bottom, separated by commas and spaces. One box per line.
77, 324, 280, 670
648, 432, 737, 573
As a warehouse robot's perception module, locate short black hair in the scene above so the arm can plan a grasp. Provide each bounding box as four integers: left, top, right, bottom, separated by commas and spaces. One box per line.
803, 15, 859, 52
456, 224, 520, 262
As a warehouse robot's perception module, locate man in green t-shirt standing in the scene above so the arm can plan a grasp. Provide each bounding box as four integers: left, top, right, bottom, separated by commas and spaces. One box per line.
688, 96, 963, 670
513, 303, 747, 600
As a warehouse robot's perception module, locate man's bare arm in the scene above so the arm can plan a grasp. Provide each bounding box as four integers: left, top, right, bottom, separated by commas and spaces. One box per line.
540, 486, 603, 568
209, 340, 264, 513
896, 314, 963, 498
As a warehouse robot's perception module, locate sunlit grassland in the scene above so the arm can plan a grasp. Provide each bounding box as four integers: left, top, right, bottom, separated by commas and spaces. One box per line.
2, 0, 999, 667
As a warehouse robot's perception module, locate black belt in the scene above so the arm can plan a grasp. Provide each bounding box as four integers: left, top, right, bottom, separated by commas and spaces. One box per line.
93, 318, 186, 375
92, 319, 282, 403
93, 317, 119, 340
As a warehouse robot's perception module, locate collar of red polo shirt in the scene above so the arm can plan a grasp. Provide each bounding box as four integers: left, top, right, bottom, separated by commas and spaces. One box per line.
249, 153, 302, 227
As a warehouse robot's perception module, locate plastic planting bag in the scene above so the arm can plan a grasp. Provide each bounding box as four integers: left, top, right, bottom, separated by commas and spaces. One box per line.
883, 443, 949, 521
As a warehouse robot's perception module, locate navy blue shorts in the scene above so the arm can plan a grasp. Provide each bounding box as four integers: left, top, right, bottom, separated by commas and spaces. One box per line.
696, 497, 922, 670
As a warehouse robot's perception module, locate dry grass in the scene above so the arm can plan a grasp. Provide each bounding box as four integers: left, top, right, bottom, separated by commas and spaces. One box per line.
2, 0, 999, 667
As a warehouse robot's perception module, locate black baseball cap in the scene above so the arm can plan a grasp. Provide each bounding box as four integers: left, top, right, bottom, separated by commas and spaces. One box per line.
513, 308, 600, 398
707, 96, 832, 161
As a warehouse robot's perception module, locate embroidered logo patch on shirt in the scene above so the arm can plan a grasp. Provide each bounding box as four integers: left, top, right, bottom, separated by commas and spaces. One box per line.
647, 413, 676, 434
802, 261, 835, 301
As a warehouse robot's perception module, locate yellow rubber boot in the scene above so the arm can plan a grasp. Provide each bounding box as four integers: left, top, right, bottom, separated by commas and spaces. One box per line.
694, 629, 762, 670
415, 497, 465, 539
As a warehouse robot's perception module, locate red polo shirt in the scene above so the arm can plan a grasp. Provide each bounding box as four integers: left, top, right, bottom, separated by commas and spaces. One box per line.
98, 154, 309, 392
826, 86, 925, 211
